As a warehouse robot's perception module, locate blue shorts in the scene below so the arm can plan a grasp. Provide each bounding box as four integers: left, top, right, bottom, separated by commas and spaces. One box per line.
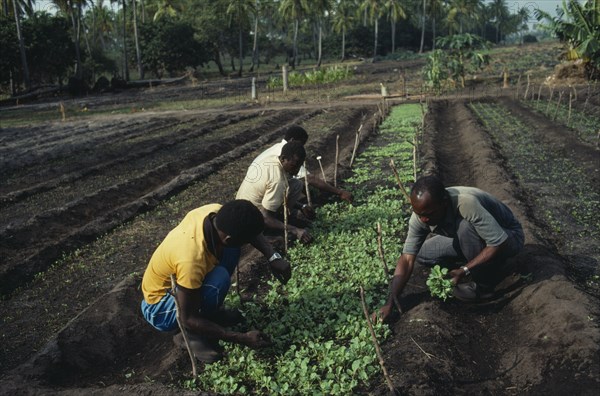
140, 247, 241, 332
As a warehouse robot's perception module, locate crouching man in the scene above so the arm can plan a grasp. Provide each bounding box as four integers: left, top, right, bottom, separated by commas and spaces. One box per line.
376, 175, 524, 321
140, 199, 290, 362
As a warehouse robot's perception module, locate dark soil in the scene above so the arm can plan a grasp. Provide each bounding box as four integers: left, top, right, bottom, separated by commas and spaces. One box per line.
0, 51, 599, 395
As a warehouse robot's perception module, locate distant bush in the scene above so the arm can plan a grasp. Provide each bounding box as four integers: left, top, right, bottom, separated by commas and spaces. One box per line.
375, 50, 422, 62
266, 66, 353, 89
523, 34, 538, 43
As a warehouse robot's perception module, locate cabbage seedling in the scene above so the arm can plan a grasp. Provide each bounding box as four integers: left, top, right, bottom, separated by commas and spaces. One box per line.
426, 265, 453, 301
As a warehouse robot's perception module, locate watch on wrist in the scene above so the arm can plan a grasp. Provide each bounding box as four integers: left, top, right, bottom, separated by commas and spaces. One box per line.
269, 252, 282, 262
461, 266, 470, 276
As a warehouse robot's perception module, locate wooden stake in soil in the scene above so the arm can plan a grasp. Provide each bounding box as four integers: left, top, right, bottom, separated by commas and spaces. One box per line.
389, 159, 410, 202
282, 65, 289, 94
376, 222, 390, 277
235, 263, 243, 306
537, 84, 543, 103
523, 74, 530, 100
359, 286, 396, 395
545, 87, 554, 113
59, 102, 66, 121
303, 161, 312, 207
283, 186, 289, 254
168, 274, 197, 377
553, 91, 563, 121
567, 91, 573, 127
334, 135, 340, 187
283, 187, 290, 254
502, 68, 509, 89
349, 124, 363, 168
316, 156, 326, 181
412, 134, 418, 182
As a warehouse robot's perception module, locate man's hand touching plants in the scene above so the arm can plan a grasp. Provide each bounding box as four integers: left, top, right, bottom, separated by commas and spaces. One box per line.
269, 257, 292, 284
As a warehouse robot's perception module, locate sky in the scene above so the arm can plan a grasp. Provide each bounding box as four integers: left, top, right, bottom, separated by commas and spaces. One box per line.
502, 0, 564, 16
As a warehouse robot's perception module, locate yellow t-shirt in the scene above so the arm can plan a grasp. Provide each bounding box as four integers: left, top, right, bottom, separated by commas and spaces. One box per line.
236, 154, 289, 212
141, 204, 221, 304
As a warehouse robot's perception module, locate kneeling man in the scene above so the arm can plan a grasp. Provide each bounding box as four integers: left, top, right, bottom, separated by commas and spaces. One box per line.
140, 199, 290, 362
378, 175, 524, 320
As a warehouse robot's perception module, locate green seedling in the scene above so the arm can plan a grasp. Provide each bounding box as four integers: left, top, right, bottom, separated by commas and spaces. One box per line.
426, 265, 454, 301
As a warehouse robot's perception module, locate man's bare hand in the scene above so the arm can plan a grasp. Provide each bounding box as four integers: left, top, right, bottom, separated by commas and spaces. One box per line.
371, 304, 392, 324
269, 258, 292, 284
448, 268, 464, 285
294, 227, 312, 244
339, 190, 353, 203
243, 330, 272, 349
301, 205, 316, 220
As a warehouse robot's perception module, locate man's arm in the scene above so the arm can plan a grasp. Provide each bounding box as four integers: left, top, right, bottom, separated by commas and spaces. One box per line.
259, 207, 312, 244
306, 174, 352, 203
176, 284, 271, 348
448, 240, 506, 284
374, 253, 417, 322
249, 233, 292, 284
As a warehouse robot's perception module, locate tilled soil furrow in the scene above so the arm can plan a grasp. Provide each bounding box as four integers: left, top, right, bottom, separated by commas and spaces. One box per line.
0, 104, 369, 375
0, 109, 321, 297
0, 112, 256, 186
0, 112, 259, 198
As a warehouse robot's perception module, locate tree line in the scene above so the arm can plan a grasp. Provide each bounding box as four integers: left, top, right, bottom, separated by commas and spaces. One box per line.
1, 0, 537, 96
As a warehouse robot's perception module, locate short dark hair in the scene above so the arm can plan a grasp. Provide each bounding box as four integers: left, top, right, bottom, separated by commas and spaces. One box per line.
284, 125, 308, 143
216, 200, 264, 244
281, 141, 306, 162
411, 175, 448, 203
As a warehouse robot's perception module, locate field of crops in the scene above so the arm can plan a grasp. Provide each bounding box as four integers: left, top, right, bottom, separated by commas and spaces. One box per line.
1, 45, 599, 394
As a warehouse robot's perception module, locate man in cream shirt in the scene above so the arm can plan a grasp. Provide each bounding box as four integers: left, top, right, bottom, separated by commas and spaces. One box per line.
236, 141, 313, 243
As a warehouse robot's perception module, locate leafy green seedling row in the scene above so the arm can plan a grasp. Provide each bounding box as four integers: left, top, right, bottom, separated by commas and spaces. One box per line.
469, 101, 600, 256
192, 104, 422, 394
522, 99, 600, 145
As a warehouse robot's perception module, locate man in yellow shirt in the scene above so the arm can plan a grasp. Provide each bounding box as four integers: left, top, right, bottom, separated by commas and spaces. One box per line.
141, 199, 290, 362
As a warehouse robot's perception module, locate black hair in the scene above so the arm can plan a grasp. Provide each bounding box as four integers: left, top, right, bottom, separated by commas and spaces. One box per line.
284, 125, 308, 143
215, 200, 264, 244
281, 141, 306, 162
411, 175, 448, 203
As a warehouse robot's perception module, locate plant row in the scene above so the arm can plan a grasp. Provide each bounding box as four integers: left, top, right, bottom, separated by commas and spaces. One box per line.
521, 96, 600, 145
469, 101, 600, 267
191, 104, 423, 394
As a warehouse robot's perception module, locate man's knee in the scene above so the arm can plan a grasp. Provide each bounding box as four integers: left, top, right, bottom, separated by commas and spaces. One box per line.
200, 266, 232, 313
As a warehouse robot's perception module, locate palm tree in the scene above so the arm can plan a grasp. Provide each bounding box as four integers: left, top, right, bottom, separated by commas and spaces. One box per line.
360, 0, 384, 59
52, 0, 87, 79
447, 0, 480, 34
131, 0, 143, 78
248, 0, 261, 72
489, 0, 509, 43
516, 6, 529, 44
384, 0, 406, 54
310, 0, 331, 67
429, 0, 445, 49
225, 0, 256, 77
332, 0, 356, 61
8, 0, 33, 90
418, 0, 426, 53
279, 0, 308, 68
